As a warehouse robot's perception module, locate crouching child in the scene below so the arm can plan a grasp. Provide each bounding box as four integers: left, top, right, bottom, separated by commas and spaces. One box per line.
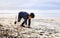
14, 11, 35, 28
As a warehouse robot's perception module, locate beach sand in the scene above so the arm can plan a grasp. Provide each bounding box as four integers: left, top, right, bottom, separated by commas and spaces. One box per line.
0, 16, 60, 38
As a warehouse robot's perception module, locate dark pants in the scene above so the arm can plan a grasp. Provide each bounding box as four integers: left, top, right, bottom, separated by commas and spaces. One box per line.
18, 12, 22, 22
18, 12, 24, 26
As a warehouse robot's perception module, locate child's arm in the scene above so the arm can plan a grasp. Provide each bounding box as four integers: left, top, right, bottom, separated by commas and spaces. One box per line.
28, 19, 31, 27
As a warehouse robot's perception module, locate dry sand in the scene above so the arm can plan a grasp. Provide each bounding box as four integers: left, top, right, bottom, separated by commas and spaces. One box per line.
0, 16, 60, 38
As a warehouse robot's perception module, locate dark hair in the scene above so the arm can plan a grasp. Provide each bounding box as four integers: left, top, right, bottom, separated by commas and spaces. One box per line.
30, 13, 35, 18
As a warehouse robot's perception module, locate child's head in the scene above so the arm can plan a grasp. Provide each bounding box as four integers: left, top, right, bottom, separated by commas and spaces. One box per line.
28, 13, 35, 19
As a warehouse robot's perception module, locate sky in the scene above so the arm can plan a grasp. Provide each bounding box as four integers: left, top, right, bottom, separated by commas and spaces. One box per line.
0, 0, 60, 18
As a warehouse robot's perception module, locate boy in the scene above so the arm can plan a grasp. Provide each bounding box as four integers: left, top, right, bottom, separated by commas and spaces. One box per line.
14, 11, 35, 28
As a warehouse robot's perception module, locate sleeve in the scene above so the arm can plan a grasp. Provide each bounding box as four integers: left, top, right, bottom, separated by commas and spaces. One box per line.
28, 19, 31, 27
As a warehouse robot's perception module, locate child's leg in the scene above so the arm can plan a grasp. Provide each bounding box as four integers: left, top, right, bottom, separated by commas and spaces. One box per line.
18, 17, 21, 22
14, 14, 22, 24
18, 15, 22, 22
18, 12, 22, 22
